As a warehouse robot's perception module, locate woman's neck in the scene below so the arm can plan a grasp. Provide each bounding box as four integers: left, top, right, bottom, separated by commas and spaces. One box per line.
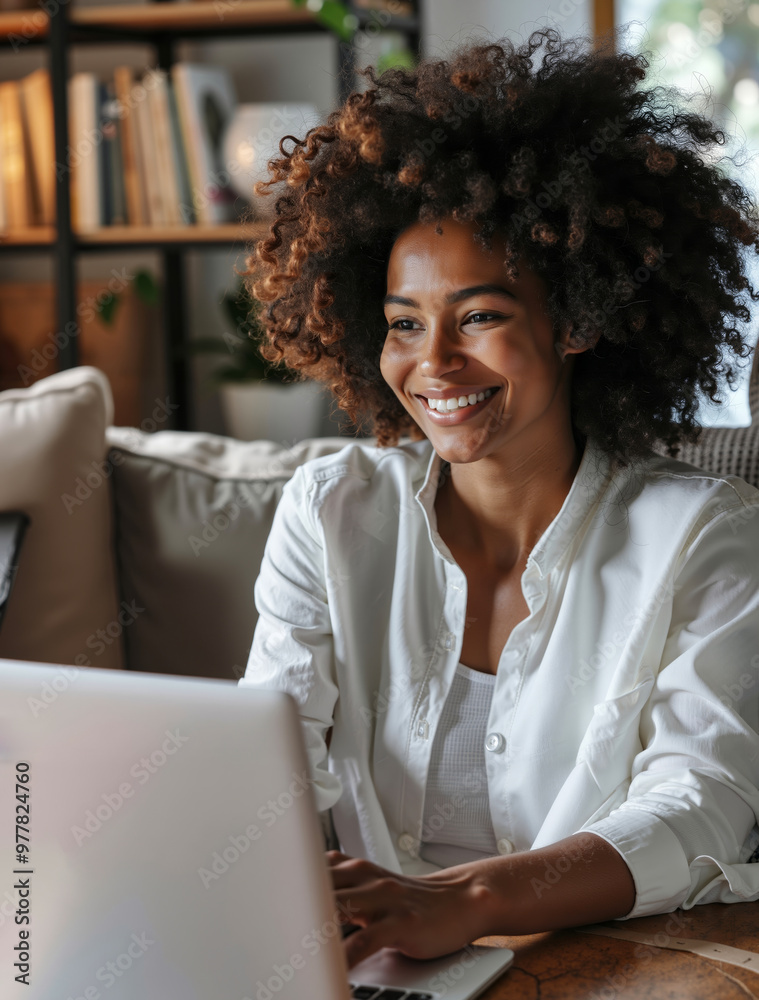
435, 432, 584, 573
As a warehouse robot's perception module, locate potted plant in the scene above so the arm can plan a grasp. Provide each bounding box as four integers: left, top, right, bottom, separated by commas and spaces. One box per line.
190, 280, 327, 442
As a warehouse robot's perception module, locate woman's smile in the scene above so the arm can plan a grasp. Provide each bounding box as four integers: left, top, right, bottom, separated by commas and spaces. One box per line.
418, 386, 500, 421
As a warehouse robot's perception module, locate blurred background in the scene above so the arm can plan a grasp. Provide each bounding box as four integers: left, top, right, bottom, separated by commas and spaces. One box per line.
0, 0, 755, 439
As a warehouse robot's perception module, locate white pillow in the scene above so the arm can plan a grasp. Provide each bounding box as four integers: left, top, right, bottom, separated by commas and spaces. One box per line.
0, 367, 124, 670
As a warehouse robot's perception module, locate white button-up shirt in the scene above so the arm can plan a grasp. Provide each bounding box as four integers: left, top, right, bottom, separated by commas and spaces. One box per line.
241, 437, 759, 920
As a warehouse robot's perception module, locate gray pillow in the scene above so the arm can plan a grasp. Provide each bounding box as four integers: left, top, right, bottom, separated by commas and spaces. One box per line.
106, 429, 350, 679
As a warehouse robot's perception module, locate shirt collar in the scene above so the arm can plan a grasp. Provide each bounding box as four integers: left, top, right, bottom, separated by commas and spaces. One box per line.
413, 437, 612, 578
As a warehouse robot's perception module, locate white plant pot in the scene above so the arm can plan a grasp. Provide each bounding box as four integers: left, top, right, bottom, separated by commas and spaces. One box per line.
220, 381, 326, 443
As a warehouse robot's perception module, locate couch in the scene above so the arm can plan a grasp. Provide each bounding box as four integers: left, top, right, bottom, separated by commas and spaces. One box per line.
0, 360, 757, 678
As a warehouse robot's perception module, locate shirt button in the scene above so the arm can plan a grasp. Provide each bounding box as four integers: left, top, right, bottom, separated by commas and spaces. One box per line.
416, 719, 429, 739
485, 732, 506, 754
397, 833, 419, 854
497, 838, 514, 856
441, 632, 455, 651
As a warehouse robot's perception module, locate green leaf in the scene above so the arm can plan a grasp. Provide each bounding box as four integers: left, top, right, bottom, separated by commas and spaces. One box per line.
134, 270, 160, 306
96, 292, 120, 327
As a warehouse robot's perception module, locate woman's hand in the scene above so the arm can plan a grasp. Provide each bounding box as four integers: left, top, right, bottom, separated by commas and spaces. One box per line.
326, 850, 496, 969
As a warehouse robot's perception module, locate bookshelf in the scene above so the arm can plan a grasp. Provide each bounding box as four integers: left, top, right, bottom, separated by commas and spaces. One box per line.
0, 1, 422, 428
0, 223, 268, 248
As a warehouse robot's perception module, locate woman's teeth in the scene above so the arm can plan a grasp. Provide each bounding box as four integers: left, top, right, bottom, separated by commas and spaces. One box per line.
425, 388, 495, 412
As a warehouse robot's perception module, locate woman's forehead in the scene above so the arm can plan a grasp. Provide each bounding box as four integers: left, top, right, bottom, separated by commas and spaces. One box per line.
386, 219, 531, 293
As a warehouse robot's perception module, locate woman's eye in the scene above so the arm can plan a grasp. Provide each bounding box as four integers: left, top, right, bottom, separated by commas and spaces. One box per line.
465, 312, 501, 324
386, 318, 418, 333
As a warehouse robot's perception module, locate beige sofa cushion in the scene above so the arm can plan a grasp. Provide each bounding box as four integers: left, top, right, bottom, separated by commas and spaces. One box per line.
668, 349, 759, 487
105, 428, 351, 678
0, 367, 124, 669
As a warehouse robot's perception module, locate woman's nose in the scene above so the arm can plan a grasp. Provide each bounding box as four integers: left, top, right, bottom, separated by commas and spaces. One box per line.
418, 324, 465, 378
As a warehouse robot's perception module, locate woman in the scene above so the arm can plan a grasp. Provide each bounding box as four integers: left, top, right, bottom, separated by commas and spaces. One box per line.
240, 29, 759, 967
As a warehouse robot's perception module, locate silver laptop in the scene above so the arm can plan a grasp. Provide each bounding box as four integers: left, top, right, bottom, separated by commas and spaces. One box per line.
0, 659, 514, 999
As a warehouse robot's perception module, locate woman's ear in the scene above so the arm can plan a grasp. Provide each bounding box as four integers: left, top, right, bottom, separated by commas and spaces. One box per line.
555, 325, 600, 362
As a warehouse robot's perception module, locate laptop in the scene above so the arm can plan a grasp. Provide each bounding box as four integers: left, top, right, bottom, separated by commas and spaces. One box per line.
0, 659, 514, 999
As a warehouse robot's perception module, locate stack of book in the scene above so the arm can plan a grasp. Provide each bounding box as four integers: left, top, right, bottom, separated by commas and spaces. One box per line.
0, 63, 240, 233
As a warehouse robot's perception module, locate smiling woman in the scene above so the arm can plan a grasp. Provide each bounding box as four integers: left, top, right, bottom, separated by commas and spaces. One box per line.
380, 220, 586, 466
239, 28, 759, 971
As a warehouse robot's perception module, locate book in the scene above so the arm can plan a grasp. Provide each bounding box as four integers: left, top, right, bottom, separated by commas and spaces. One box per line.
167, 80, 195, 225
0, 80, 33, 229
18, 68, 55, 226
68, 72, 102, 232
133, 77, 167, 225
148, 69, 182, 226
100, 83, 127, 226
171, 63, 237, 224
0, 100, 5, 233
113, 66, 147, 226
98, 83, 113, 226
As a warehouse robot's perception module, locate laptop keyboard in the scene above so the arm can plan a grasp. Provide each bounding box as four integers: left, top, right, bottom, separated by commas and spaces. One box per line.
349, 986, 435, 999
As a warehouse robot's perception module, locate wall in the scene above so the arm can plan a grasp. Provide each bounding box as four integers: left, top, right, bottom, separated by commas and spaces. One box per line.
424, 0, 592, 54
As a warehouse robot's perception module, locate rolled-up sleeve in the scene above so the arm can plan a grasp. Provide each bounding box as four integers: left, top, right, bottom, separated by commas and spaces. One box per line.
580, 496, 759, 919
239, 467, 342, 814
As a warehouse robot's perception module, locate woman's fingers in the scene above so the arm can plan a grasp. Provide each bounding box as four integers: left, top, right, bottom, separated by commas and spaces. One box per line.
327, 853, 387, 891
332, 879, 398, 923
342, 918, 399, 970
325, 849, 351, 868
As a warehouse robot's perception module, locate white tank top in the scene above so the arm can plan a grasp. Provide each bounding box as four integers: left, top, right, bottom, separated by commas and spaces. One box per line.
419, 662, 498, 867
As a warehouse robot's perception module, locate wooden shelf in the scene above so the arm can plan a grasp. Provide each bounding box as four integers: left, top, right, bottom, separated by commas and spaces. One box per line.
0, 1, 320, 42
0, 222, 267, 249
0, 8, 48, 42
79, 222, 267, 244
0, 1, 417, 43
0, 226, 55, 246
74, 0, 318, 32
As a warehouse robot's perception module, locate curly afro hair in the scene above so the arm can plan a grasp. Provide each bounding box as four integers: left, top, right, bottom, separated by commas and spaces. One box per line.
245, 28, 759, 463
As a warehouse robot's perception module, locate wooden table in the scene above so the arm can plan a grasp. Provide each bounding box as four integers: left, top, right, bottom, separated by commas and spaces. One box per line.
477, 902, 759, 998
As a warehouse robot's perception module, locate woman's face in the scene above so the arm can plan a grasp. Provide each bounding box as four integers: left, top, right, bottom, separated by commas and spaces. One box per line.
380, 217, 581, 467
